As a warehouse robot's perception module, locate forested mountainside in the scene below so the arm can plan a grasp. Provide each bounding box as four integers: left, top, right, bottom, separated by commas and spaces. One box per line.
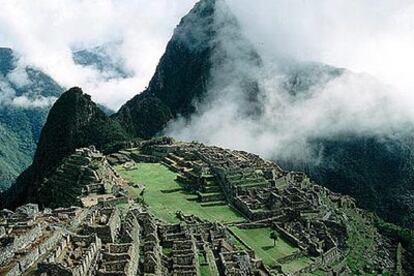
0, 47, 64, 191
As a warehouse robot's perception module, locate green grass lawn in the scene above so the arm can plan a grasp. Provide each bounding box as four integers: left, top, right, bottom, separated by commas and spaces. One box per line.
282, 256, 314, 274
115, 163, 245, 224
229, 227, 298, 266
199, 254, 211, 276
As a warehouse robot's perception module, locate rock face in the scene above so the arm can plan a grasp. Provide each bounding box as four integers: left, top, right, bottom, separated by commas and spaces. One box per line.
113, 0, 262, 138
113, 0, 215, 138
2, 87, 130, 208
0, 47, 64, 191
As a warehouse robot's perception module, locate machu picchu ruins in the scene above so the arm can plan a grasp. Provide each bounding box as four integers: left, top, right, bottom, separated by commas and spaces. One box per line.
1, 138, 412, 275
2, 0, 414, 275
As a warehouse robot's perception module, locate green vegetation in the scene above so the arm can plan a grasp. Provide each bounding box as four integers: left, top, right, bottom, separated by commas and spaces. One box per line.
229, 227, 297, 266
282, 256, 314, 274
0, 123, 34, 191
115, 163, 244, 224
298, 136, 414, 229
375, 218, 414, 250
0, 48, 64, 191
343, 209, 377, 274
270, 230, 279, 246
198, 254, 211, 276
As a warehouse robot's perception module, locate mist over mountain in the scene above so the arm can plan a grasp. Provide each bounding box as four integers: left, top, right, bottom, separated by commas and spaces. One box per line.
72, 43, 133, 80
161, 0, 414, 228
2, 0, 414, 231
0, 46, 117, 191
0, 48, 64, 191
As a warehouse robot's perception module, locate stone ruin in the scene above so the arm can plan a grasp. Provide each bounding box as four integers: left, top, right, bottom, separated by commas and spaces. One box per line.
0, 203, 141, 276
0, 197, 275, 275
0, 139, 403, 275
105, 139, 396, 275
38, 146, 128, 208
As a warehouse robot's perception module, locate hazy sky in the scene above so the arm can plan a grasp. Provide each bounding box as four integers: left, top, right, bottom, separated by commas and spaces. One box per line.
165, 0, 414, 161
0, 0, 197, 109
0, 0, 413, 113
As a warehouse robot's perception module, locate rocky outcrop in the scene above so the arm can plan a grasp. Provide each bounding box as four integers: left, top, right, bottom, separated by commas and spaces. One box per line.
113, 0, 262, 138
38, 147, 124, 208
2, 87, 130, 208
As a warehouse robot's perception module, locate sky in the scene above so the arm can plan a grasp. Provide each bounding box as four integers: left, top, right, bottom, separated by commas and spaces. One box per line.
0, 0, 197, 110
1, 0, 414, 162
165, 0, 414, 161
0, 0, 413, 110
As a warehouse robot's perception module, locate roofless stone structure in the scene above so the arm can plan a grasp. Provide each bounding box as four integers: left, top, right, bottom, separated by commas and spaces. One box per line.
0, 138, 408, 275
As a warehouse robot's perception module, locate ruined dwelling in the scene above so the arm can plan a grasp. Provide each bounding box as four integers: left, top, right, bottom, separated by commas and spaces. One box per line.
0, 139, 402, 275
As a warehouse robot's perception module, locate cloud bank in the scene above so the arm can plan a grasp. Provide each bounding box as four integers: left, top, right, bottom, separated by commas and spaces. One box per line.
166, 0, 414, 162
1, 0, 414, 162
0, 0, 197, 109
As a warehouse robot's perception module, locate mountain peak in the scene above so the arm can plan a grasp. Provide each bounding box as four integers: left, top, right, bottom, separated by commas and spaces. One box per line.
114, 0, 261, 138
33, 87, 127, 175
3, 87, 130, 208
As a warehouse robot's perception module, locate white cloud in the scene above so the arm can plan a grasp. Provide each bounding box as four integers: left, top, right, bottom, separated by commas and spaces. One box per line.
12, 95, 57, 109
166, 0, 414, 162
6, 65, 30, 88
226, 0, 414, 94
1, 0, 414, 163
0, 0, 197, 109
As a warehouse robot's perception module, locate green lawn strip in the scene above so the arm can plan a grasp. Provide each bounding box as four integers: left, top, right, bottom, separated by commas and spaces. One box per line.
229, 226, 298, 267
282, 256, 313, 274
199, 254, 211, 276
115, 163, 245, 224
115, 202, 130, 215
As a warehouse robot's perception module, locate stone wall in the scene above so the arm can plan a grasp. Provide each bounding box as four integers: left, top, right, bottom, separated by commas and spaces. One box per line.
72, 236, 102, 276
274, 224, 306, 250
0, 224, 43, 266
83, 208, 121, 243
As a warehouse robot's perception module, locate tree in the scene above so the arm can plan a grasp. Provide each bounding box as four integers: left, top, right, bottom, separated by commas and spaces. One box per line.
270, 231, 279, 247
139, 188, 146, 202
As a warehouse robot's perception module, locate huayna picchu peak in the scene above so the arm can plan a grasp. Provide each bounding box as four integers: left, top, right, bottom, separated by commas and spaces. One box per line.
1, 0, 414, 275
114, 0, 262, 139
3, 87, 129, 208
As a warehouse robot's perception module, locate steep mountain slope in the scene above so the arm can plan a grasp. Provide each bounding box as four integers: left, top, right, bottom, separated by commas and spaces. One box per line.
2, 87, 130, 208
0, 47, 64, 191
114, 0, 262, 138
113, 0, 414, 228
113, 0, 215, 138
296, 136, 414, 228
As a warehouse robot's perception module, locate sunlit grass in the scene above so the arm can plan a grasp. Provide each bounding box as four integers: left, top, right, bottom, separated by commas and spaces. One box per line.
115, 163, 245, 224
